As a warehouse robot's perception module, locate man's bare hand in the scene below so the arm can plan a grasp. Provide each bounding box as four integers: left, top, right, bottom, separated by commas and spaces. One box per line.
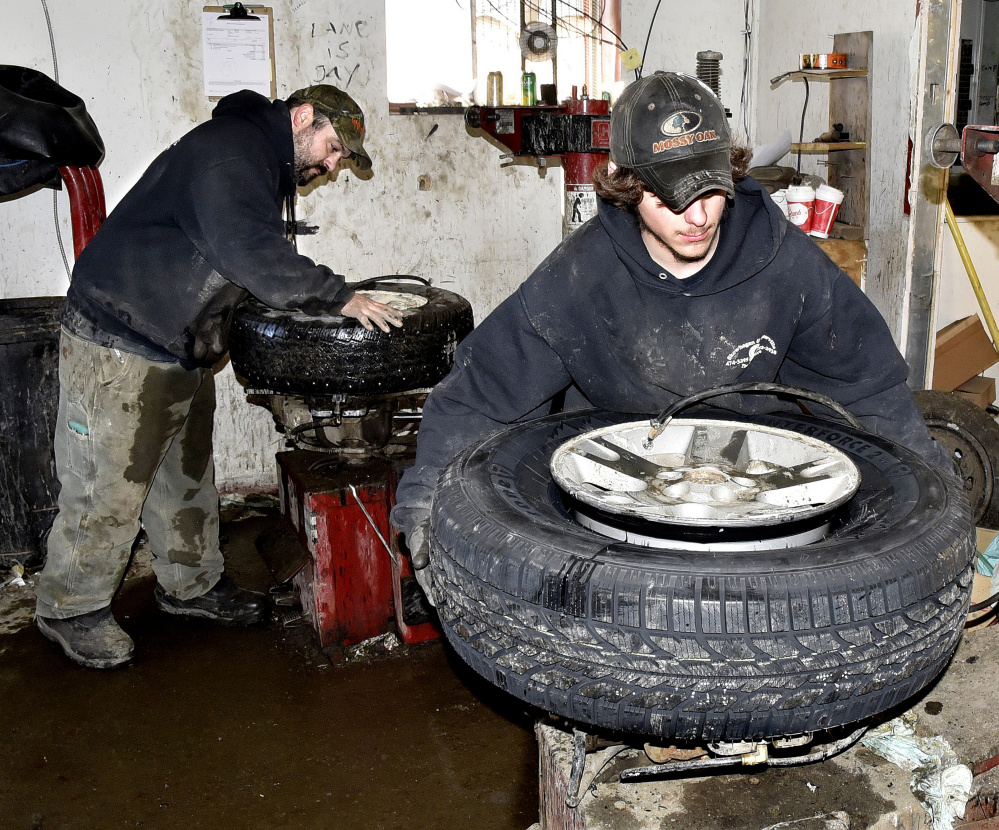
340, 293, 404, 333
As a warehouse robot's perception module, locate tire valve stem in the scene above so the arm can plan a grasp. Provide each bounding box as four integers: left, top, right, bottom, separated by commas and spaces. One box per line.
644, 416, 672, 450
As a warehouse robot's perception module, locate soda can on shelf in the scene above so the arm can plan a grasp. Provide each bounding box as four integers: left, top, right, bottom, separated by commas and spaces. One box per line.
486, 71, 503, 106
522, 72, 537, 106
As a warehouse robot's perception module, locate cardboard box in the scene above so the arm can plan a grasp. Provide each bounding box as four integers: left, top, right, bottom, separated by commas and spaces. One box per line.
967, 527, 999, 628
814, 238, 865, 286
967, 572, 993, 627
955, 375, 997, 409
977, 527, 998, 552
932, 315, 999, 392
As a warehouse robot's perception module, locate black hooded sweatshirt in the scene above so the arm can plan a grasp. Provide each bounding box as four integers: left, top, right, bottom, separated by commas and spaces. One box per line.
392, 176, 942, 537
63, 90, 353, 367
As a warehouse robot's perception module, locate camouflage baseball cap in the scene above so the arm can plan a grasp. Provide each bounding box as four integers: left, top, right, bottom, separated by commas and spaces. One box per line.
611, 72, 732, 212
288, 84, 372, 171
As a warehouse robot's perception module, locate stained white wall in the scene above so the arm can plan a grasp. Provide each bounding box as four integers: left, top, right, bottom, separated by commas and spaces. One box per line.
621, 1, 752, 144
0, 0, 564, 493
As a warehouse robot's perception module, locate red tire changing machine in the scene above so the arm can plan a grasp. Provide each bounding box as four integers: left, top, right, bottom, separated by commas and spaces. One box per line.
277, 448, 440, 650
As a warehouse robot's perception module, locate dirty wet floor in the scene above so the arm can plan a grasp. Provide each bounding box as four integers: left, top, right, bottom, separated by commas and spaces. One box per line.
0, 509, 539, 830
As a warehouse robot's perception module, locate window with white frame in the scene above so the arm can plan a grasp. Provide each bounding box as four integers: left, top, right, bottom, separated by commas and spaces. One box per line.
385, 0, 623, 110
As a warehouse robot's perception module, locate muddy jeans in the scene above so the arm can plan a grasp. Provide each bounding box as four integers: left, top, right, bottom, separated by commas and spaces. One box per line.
35, 328, 223, 619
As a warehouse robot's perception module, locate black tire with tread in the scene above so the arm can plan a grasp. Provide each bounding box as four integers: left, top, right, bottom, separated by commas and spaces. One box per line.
915, 389, 999, 529
430, 409, 974, 742
228, 282, 473, 396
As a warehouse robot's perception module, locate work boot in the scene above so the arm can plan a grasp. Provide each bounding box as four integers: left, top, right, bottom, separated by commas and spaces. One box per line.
36, 607, 134, 669
154, 574, 269, 625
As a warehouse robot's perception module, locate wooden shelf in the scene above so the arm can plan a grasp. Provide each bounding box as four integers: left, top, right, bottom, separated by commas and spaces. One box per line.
791, 141, 867, 152
789, 69, 868, 81
783, 32, 872, 236
389, 104, 467, 115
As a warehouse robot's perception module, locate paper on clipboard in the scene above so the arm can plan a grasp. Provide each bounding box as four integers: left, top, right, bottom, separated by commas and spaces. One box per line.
201, 8, 274, 98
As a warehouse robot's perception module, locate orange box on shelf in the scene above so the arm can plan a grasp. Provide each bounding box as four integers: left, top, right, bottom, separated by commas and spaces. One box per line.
932, 315, 999, 392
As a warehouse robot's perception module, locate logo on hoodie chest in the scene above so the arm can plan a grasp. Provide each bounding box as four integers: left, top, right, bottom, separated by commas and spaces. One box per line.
725, 335, 777, 368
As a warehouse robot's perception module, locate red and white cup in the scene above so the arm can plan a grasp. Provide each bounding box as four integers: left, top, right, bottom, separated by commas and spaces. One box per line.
786, 185, 815, 233
809, 185, 845, 238
769, 189, 789, 218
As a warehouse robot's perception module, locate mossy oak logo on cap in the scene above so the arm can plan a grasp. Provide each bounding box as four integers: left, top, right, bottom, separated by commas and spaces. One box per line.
660, 111, 701, 136
653, 110, 719, 154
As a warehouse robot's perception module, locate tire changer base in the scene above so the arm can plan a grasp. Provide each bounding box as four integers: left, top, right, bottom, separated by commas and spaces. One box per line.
275, 447, 439, 652
251, 386, 440, 652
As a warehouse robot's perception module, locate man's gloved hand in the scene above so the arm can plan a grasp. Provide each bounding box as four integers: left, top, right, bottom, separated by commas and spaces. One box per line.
406, 521, 435, 607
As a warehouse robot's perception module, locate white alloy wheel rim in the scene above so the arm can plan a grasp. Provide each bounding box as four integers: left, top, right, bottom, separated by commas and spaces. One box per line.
550, 419, 861, 547
356, 290, 428, 311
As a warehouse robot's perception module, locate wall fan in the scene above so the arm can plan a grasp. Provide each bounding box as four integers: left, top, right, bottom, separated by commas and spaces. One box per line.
520, 23, 558, 62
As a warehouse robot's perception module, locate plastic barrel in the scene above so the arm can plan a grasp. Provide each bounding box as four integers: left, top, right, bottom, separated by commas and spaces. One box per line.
0, 297, 64, 568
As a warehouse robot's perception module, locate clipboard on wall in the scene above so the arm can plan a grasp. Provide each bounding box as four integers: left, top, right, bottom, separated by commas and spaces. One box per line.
202, 4, 276, 100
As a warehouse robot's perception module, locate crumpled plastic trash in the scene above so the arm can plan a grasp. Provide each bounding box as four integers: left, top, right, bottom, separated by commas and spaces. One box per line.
6, 564, 27, 588
979, 533, 999, 596
861, 712, 972, 830
345, 632, 401, 662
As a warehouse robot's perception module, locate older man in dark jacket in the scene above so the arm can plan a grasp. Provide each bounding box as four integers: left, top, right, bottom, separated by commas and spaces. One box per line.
36, 84, 399, 668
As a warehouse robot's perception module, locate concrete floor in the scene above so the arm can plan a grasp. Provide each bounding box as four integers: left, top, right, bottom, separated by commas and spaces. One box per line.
0, 506, 540, 830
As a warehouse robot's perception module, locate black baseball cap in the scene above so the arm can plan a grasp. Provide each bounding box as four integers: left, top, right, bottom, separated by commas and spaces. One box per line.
288, 84, 372, 171
610, 72, 733, 211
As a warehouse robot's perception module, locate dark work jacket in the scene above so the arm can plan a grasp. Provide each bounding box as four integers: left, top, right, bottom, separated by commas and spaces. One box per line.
63, 90, 353, 367
392, 177, 943, 537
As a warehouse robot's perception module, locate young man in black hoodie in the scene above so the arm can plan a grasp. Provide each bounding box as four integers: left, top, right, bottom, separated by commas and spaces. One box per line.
35, 84, 402, 669
391, 71, 946, 599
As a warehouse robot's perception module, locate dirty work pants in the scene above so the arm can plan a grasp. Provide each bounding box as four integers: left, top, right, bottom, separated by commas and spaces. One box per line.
35, 328, 223, 619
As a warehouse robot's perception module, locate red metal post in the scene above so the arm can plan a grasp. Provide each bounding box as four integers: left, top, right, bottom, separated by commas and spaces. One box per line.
561, 95, 610, 236
57, 165, 106, 259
